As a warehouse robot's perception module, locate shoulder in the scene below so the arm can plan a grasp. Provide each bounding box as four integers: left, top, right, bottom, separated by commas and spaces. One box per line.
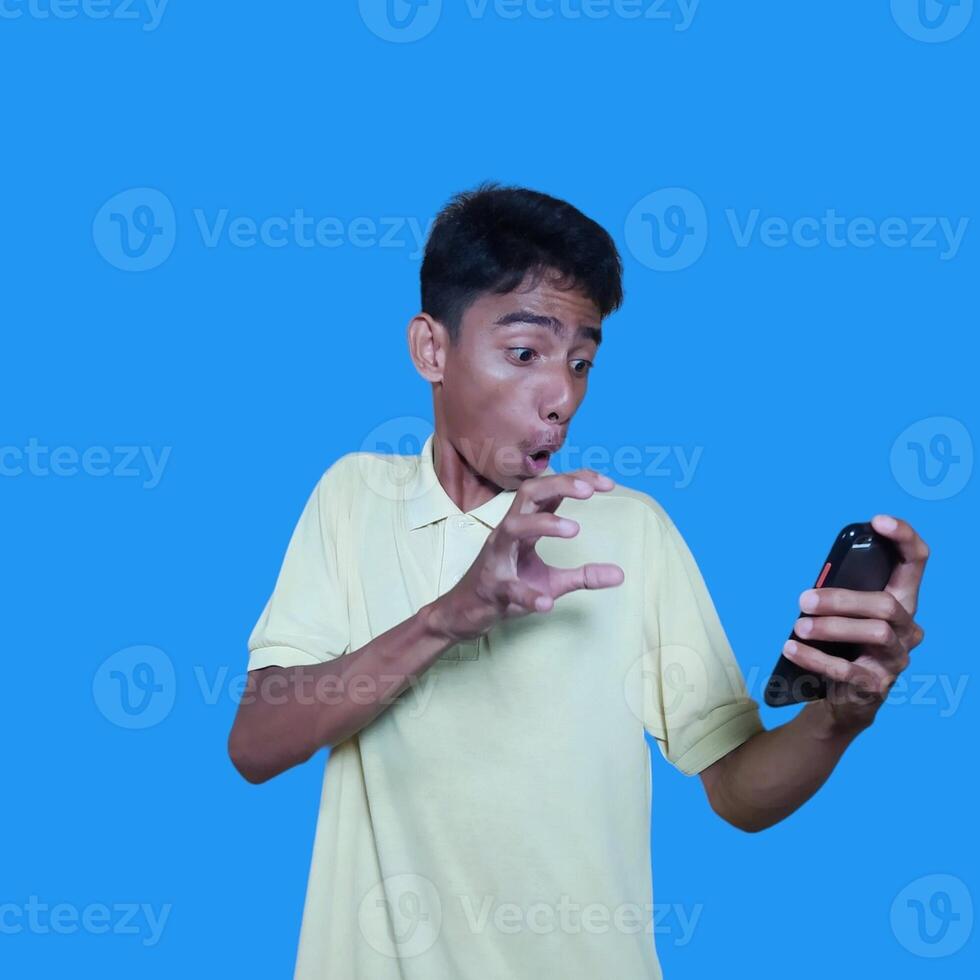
310, 446, 416, 510
563, 476, 676, 543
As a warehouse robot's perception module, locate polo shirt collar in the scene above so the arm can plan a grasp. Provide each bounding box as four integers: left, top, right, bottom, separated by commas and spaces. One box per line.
405, 432, 556, 531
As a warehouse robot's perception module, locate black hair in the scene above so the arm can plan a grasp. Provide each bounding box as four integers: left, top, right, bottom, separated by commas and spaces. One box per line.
420, 181, 624, 344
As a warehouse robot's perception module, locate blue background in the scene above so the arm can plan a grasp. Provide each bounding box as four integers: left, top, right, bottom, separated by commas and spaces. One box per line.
1, 1, 976, 976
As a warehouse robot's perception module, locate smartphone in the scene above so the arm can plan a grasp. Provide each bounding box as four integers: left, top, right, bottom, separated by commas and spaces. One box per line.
763, 522, 901, 707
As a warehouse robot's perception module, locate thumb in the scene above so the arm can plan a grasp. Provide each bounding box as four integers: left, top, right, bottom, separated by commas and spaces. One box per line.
505, 580, 553, 614
550, 562, 625, 598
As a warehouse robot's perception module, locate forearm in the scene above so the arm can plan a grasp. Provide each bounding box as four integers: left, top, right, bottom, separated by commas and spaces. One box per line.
228, 599, 457, 784
710, 700, 868, 832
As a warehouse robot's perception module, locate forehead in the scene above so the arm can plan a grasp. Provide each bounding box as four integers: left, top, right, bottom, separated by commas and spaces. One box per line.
463, 272, 602, 329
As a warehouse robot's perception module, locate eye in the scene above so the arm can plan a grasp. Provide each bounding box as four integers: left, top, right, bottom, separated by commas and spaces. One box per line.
508, 348, 594, 375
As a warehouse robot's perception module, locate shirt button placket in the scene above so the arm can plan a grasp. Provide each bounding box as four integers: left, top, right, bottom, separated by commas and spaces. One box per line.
442, 515, 482, 661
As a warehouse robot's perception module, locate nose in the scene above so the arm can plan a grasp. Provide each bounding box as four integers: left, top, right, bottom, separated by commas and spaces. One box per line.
539, 366, 578, 426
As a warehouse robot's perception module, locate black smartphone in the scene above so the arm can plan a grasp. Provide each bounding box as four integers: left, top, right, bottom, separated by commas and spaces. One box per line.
763, 522, 901, 707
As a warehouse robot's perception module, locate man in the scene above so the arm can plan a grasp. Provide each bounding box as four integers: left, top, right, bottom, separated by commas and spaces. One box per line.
227, 182, 929, 979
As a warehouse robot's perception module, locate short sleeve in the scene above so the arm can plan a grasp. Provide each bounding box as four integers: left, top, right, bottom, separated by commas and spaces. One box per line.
246, 457, 352, 671
642, 500, 764, 775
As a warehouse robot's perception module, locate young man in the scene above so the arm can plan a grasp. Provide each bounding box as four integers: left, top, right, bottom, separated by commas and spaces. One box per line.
228, 182, 929, 980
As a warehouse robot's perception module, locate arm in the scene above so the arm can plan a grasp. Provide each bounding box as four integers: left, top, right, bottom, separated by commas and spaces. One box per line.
699, 699, 862, 833
229, 467, 620, 785
227, 599, 455, 784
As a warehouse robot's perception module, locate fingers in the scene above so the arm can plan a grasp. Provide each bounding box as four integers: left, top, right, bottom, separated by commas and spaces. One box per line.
501, 562, 626, 615
494, 469, 624, 613
502, 563, 626, 619
549, 562, 625, 598
501, 511, 580, 544
516, 469, 614, 515
870, 514, 930, 615
783, 640, 893, 699
499, 470, 614, 543
801, 587, 915, 634
792, 614, 905, 667
797, 588, 921, 666
870, 513, 931, 566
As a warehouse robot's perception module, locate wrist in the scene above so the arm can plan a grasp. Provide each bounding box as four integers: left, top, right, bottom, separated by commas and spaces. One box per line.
804, 698, 872, 743
419, 595, 463, 648
420, 592, 490, 648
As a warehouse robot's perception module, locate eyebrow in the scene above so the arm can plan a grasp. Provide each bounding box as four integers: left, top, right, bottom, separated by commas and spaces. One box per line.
491, 310, 602, 349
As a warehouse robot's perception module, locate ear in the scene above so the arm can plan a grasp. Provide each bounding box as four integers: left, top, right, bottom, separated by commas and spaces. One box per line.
407, 312, 450, 383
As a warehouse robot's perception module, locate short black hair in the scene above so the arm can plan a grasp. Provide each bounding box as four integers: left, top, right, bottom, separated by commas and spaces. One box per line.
420, 181, 624, 344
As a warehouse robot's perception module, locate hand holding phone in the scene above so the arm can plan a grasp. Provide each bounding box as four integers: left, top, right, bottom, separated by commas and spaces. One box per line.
764, 522, 901, 707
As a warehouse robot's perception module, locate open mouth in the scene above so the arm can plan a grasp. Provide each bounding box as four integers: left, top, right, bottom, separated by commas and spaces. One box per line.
525, 449, 552, 473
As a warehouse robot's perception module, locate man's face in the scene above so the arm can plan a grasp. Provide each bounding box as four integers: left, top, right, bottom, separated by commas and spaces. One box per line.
436, 269, 603, 489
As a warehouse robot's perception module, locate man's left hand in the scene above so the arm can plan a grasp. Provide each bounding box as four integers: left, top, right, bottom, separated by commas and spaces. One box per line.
782, 514, 929, 734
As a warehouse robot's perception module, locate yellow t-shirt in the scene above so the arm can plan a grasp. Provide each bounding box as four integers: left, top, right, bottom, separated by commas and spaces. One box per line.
247, 432, 764, 979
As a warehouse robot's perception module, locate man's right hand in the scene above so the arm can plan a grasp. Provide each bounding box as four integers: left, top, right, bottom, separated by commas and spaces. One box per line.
427, 469, 625, 645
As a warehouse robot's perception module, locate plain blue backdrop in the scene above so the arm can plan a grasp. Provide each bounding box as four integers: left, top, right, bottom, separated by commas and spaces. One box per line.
1, 1, 976, 977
